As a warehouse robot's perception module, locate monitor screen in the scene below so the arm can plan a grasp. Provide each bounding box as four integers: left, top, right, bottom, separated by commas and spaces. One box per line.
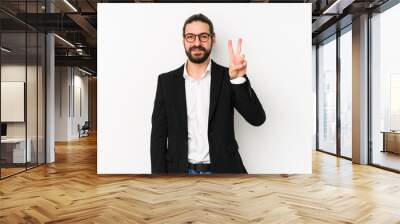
1, 123, 7, 137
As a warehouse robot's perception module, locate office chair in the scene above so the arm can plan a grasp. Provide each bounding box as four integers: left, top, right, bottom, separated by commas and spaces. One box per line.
79, 121, 90, 138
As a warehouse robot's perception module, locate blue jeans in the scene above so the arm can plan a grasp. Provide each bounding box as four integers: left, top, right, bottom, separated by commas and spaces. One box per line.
188, 168, 212, 175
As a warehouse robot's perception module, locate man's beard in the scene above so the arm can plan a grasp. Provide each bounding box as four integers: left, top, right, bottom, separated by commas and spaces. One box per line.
185, 45, 212, 64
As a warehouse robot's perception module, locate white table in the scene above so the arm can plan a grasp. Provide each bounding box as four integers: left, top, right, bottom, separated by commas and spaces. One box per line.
1, 138, 32, 163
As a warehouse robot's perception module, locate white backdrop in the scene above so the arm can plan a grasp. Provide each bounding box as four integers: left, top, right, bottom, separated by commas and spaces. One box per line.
98, 3, 312, 174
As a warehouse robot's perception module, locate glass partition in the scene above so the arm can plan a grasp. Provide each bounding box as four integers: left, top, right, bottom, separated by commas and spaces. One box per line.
27, 31, 38, 169
0, 31, 28, 177
317, 36, 337, 155
0, 1, 46, 179
38, 32, 45, 165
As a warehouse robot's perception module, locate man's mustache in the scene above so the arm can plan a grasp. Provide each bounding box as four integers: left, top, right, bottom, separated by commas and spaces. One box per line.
190, 46, 206, 52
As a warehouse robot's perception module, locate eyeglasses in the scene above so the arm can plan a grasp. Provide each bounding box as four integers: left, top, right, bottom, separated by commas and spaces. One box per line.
184, 33, 213, 43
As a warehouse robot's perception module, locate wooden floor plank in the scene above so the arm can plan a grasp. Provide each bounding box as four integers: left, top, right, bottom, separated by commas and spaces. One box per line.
1, 134, 400, 223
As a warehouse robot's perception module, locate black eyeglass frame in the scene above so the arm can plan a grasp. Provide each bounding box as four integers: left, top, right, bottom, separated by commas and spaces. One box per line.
183, 32, 213, 43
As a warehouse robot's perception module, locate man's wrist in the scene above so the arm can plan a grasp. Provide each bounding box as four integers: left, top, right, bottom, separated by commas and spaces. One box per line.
230, 76, 247, 84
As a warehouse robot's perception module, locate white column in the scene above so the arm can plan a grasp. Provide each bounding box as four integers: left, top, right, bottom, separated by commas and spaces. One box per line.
46, 1, 56, 163
352, 14, 369, 164
46, 33, 55, 163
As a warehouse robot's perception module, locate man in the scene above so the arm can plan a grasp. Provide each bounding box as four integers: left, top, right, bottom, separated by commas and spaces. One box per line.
151, 13, 265, 174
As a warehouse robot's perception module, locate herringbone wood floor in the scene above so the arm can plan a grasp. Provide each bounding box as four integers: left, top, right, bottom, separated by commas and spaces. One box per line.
1, 134, 400, 224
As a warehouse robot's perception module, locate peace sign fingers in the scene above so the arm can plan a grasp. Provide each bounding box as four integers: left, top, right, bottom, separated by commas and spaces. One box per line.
227, 38, 247, 79
227, 38, 243, 58
236, 38, 242, 55
228, 39, 234, 59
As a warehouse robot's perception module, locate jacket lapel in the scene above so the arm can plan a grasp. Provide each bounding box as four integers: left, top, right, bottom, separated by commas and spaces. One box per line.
174, 64, 188, 131
209, 60, 223, 123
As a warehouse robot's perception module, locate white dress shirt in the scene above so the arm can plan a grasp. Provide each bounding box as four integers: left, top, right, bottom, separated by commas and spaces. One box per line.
183, 60, 246, 164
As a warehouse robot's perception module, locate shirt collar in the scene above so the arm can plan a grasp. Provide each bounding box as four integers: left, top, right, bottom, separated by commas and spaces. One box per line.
183, 59, 211, 80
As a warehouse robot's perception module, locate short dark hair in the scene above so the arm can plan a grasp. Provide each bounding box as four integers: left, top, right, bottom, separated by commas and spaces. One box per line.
182, 13, 215, 37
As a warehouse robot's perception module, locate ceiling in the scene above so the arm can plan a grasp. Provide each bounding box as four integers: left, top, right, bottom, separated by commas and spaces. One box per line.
0, 0, 393, 75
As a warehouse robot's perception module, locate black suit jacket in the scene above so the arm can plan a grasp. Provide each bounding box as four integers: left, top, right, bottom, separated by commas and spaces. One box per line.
151, 60, 266, 174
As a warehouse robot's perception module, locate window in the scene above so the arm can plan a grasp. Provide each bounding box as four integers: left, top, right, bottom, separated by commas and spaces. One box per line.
340, 28, 352, 158
370, 3, 400, 171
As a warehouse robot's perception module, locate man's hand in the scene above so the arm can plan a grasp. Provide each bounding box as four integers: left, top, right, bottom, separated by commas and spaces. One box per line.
228, 38, 247, 80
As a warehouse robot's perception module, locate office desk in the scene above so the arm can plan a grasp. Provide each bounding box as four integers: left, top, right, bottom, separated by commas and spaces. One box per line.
381, 131, 400, 154
1, 138, 32, 163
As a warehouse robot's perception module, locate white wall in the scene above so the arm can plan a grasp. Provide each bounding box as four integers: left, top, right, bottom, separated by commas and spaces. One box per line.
55, 66, 69, 141
55, 67, 89, 141
98, 3, 313, 174
72, 72, 89, 138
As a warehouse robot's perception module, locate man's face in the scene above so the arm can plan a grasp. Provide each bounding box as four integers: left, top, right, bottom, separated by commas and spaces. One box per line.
183, 21, 214, 64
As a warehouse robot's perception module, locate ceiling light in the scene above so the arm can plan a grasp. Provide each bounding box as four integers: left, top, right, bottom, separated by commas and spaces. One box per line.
78, 67, 93, 76
1, 47, 11, 53
322, 0, 354, 15
63, 0, 78, 12
54, 34, 75, 48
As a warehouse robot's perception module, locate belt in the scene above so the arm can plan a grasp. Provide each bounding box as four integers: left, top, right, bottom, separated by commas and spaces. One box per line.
188, 163, 211, 172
